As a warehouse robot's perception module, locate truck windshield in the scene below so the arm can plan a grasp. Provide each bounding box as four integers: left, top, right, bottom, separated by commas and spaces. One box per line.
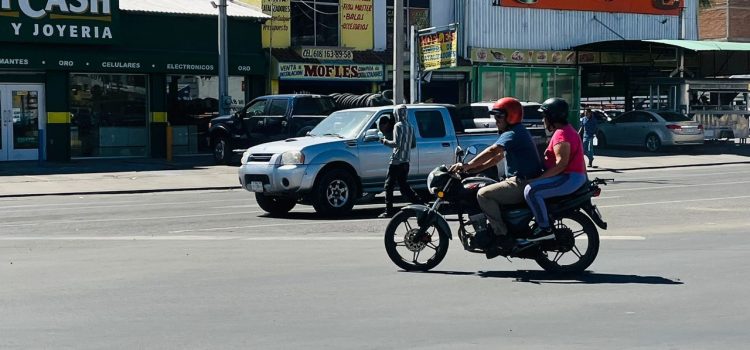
309, 110, 375, 139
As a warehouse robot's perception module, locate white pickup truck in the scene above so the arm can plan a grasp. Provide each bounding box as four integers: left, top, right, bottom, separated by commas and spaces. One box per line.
238, 104, 512, 216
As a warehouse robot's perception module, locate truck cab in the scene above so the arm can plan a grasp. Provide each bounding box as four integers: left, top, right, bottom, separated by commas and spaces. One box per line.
208, 94, 336, 164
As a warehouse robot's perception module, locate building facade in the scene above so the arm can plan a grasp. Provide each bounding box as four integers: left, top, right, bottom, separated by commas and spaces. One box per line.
699, 0, 750, 42
0, 0, 268, 162
431, 0, 699, 118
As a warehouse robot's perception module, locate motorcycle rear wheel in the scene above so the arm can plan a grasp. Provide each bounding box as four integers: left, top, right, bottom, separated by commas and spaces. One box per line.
535, 211, 600, 273
384, 210, 450, 272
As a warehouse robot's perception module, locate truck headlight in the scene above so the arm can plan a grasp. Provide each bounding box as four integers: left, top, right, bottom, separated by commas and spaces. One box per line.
280, 151, 305, 165
240, 150, 251, 165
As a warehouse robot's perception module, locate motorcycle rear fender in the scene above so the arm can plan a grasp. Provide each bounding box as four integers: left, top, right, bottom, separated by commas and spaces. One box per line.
582, 204, 608, 230
401, 204, 453, 240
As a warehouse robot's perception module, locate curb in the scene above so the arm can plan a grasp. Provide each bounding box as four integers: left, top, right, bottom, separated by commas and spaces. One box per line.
0, 186, 241, 199
587, 160, 750, 173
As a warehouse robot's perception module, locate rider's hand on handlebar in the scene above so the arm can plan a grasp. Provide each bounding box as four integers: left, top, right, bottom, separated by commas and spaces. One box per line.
449, 163, 465, 174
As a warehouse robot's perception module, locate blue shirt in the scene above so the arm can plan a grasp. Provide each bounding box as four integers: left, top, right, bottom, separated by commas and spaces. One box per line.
494, 124, 543, 179
580, 116, 598, 138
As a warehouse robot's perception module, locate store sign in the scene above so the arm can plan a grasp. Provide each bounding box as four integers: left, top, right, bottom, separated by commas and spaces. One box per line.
260, 0, 290, 48
340, 0, 373, 50
278, 62, 384, 81
498, 0, 681, 16
0, 0, 119, 44
299, 47, 353, 61
419, 28, 457, 71
471, 47, 577, 65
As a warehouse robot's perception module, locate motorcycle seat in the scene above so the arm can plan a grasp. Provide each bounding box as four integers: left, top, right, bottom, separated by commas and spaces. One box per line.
546, 182, 591, 204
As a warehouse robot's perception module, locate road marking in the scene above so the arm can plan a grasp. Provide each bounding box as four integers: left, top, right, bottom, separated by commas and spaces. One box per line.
599, 195, 750, 208
0, 235, 645, 241
605, 180, 750, 192
613, 169, 750, 181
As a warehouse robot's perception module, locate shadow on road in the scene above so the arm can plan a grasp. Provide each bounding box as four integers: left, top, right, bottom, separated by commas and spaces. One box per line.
421, 270, 683, 285
260, 207, 389, 220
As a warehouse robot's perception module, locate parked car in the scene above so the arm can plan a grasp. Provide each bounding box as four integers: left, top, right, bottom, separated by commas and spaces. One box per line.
208, 94, 336, 164
596, 110, 704, 152
238, 104, 502, 216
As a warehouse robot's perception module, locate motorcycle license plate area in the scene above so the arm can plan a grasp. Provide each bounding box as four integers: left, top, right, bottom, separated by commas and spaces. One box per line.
250, 181, 264, 192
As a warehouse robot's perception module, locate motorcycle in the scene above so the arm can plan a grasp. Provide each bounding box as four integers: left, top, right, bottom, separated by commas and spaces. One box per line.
384, 146, 612, 273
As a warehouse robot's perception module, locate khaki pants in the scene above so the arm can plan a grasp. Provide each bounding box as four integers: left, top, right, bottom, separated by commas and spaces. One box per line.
476, 177, 529, 237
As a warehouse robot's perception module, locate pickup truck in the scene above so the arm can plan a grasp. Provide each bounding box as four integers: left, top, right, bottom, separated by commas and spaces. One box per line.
237, 104, 505, 216
208, 94, 337, 164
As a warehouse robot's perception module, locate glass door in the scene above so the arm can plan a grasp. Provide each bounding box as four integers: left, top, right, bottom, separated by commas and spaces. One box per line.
0, 84, 45, 161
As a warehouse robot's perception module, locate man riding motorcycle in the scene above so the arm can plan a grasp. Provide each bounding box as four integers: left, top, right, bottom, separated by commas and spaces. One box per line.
449, 97, 544, 258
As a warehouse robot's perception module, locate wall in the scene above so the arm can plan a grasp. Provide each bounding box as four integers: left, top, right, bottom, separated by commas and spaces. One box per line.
450, 0, 698, 51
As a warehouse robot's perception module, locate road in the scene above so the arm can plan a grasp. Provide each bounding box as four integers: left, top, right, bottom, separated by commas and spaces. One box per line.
1, 164, 749, 349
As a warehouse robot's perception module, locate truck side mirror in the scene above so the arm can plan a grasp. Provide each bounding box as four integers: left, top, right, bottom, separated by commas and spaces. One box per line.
364, 129, 380, 142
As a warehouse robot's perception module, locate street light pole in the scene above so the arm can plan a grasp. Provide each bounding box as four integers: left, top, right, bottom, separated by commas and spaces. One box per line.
218, 0, 230, 116
393, 0, 404, 105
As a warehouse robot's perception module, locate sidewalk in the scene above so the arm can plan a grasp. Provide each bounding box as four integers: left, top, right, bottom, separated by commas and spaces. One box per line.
1, 142, 749, 198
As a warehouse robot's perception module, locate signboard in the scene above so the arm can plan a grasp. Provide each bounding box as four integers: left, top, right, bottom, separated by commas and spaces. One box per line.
471, 47, 577, 65
340, 0, 373, 50
419, 28, 457, 71
498, 0, 681, 16
299, 47, 353, 61
0, 0, 119, 44
278, 62, 384, 81
260, 0, 290, 48
0, 49, 265, 75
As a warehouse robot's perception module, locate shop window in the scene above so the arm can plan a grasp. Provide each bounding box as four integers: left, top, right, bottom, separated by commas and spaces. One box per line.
291, 0, 339, 47
166, 75, 245, 154
70, 74, 148, 158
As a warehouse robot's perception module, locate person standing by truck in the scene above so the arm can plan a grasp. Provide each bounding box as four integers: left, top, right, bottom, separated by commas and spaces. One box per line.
379, 105, 423, 218
579, 108, 598, 168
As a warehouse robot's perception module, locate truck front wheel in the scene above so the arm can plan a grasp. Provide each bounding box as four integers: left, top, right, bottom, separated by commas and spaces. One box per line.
212, 135, 231, 164
255, 193, 296, 216
312, 169, 358, 216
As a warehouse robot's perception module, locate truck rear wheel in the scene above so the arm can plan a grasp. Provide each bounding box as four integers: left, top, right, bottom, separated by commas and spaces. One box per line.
255, 193, 296, 216
312, 169, 358, 216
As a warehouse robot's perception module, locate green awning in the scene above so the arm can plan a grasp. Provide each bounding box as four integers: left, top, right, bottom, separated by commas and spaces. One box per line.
644, 40, 750, 52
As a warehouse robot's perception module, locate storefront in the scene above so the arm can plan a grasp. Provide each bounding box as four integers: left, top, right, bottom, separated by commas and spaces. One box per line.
0, 1, 268, 162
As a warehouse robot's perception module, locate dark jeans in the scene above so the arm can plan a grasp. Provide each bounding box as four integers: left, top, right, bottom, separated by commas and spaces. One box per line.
384, 163, 421, 211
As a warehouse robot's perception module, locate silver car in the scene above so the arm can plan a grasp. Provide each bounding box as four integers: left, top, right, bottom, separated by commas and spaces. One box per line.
597, 110, 704, 152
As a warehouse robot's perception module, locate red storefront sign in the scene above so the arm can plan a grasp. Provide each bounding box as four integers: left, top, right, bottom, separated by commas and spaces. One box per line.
498, 0, 681, 16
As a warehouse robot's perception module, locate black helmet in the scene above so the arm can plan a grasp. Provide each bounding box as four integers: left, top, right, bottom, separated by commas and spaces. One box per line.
539, 98, 570, 124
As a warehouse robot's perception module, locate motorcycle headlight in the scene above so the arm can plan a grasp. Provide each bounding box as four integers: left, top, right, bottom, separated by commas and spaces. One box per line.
280, 151, 305, 165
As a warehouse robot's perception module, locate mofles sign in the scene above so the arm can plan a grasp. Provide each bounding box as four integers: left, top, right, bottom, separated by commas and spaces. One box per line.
278, 63, 384, 81
0, 0, 119, 44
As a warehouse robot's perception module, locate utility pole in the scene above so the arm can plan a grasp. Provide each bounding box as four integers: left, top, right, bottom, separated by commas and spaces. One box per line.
393, 0, 404, 105
217, 0, 230, 116
409, 25, 418, 104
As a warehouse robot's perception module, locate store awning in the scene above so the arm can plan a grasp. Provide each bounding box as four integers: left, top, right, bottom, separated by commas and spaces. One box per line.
643, 40, 750, 52
575, 40, 750, 77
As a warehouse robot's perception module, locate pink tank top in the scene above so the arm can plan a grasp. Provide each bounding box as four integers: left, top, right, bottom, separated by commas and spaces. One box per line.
544, 124, 586, 174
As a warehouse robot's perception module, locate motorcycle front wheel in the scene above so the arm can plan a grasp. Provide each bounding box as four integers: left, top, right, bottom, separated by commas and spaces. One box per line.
535, 211, 600, 273
384, 210, 450, 272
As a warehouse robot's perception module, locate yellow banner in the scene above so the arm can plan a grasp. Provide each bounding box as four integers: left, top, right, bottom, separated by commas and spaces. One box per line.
340, 0, 374, 50
260, 0, 290, 48
420, 29, 458, 71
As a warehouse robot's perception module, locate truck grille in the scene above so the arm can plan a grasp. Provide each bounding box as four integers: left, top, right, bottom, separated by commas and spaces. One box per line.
248, 153, 274, 163
245, 174, 270, 184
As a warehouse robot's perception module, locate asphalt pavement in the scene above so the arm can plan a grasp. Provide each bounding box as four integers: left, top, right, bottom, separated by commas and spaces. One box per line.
1, 140, 749, 198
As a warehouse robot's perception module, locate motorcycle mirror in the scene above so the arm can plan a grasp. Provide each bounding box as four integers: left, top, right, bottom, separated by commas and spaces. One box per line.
466, 146, 477, 156
455, 146, 464, 157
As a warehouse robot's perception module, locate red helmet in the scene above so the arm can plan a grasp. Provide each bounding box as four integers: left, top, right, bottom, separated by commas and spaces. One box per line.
489, 97, 523, 125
